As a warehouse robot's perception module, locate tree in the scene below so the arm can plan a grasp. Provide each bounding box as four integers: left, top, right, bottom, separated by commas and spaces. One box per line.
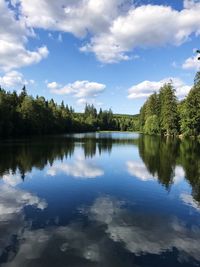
159, 83, 179, 135
144, 115, 160, 135
181, 72, 200, 136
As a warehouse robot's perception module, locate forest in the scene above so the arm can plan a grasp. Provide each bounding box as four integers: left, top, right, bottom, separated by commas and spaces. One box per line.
1, 71, 200, 139
139, 71, 200, 137
0, 86, 139, 138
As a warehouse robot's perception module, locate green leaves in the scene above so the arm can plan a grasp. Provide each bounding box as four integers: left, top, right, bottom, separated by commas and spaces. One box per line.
138, 72, 200, 137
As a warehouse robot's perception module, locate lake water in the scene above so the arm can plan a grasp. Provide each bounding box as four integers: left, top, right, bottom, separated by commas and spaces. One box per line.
0, 132, 200, 267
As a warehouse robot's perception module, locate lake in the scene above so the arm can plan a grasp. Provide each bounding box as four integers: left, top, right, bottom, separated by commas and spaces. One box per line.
0, 132, 200, 267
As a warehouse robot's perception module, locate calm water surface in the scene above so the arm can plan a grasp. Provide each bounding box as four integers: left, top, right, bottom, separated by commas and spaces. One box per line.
0, 133, 200, 267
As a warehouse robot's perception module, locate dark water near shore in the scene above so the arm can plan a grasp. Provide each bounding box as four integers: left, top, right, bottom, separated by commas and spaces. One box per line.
0, 132, 200, 267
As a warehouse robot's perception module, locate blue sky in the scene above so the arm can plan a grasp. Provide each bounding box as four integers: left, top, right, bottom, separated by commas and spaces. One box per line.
0, 0, 200, 114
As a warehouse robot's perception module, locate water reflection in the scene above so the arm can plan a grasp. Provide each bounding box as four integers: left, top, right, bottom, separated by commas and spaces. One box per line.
126, 160, 157, 181
0, 133, 200, 266
1, 135, 199, 200
0, 135, 138, 179
0, 184, 47, 259
137, 135, 200, 202
1, 196, 200, 267
47, 156, 104, 179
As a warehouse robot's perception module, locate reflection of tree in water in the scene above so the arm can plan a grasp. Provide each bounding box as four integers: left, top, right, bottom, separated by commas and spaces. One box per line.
0, 136, 138, 182
0, 137, 75, 180
138, 135, 200, 202
138, 135, 180, 189
1, 134, 200, 203
178, 140, 200, 202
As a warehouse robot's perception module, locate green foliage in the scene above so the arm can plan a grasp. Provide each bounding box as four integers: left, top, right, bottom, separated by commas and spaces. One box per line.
113, 114, 139, 132
0, 87, 138, 138
159, 83, 179, 135
144, 115, 160, 135
179, 72, 200, 136
139, 71, 200, 136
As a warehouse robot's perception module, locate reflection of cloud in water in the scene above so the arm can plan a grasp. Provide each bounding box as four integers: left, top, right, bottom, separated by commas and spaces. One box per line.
2, 197, 200, 266
180, 193, 200, 212
126, 161, 156, 181
126, 161, 185, 185
173, 166, 185, 184
0, 184, 47, 257
2, 171, 22, 187
2, 225, 102, 267
0, 184, 47, 221
47, 157, 104, 179
88, 197, 200, 261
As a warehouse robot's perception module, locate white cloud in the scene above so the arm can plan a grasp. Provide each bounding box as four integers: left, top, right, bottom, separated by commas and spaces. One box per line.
128, 77, 191, 100
49, 80, 106, 97
5, 0, 200, 64
47, 157, 104, 179
81, 1, 200, 63
126, 160, 157, 181
182, 54, 200, 70
16, 0, 125, 37
0, 0, 49, 71
0, 71, 34, 89
47, 81, 61, 90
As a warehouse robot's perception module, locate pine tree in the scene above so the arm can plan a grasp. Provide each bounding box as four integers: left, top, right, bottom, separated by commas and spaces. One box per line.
159, 83, 179, 135
181, 72, 200, 136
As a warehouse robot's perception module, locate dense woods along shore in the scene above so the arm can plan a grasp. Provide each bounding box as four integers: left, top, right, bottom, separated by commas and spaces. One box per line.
139, 71, 200, 138
0, 86, 139, 138
0, 71, 200, 139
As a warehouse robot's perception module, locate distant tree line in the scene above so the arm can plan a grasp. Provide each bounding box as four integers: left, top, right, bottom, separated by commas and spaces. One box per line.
0, 86, 139, 138
139, 71, 200, 137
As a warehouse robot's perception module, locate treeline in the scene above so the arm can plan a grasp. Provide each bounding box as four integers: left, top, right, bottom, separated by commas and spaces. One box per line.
0, 86, 139, 138
139, 71, 200, 136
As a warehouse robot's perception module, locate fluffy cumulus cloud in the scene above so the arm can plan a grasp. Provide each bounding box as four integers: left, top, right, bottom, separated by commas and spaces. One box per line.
0, 0, 49, 71
15, 0, 126, 37
47, 157, 104, 179
48, 80, 106, 105
80, 0, 200, 63
4, 0, 200, 64
0, 71, 34, 89
128, 77, 191, 99
182, 54, 200, 70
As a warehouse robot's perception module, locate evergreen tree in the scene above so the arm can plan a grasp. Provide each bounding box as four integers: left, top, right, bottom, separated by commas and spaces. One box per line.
181, 72, 200, 136
159, 83, 179, 135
